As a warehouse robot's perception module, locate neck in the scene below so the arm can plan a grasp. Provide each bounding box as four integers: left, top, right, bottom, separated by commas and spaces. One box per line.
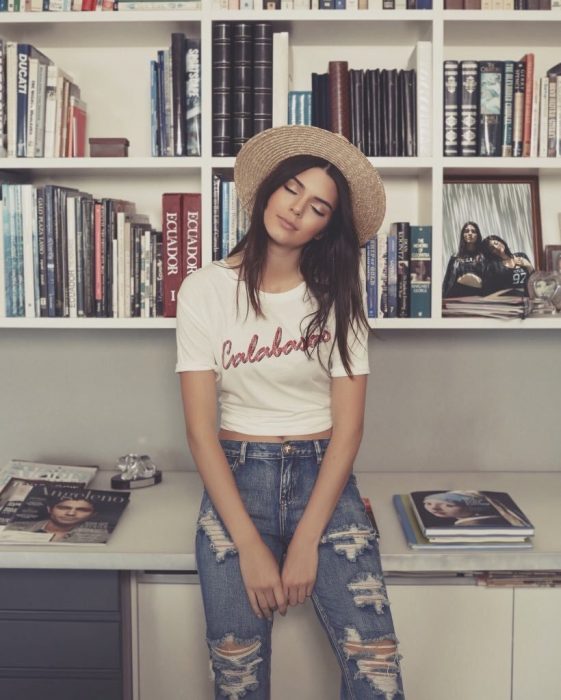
261, 245, 303, 292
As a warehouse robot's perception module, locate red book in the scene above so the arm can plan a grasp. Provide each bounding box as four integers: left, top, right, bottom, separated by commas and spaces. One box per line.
162, 193, 183, 317
70, 98, 87, 157
181, 193, 201, 280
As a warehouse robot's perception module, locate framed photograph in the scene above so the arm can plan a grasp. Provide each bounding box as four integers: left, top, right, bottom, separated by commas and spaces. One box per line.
442, 175, 542, 299
544, 245, 561, 274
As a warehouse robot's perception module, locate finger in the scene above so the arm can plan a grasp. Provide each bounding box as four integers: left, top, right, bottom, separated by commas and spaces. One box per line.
297, 586, 307, 605
273, 583, 288, 616
247, 591, 263, 620
265, 590, 278, 613
256, 591, 272, 620
305, 584, 314, 598
288, 585, 299, 607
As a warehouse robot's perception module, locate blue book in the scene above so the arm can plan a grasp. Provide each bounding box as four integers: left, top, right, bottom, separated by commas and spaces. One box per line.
365, 238, 377, 319
2, 184, 14, 316
409, 225, 431, 319
386, 229, 398, 318
220, 178, 230, 260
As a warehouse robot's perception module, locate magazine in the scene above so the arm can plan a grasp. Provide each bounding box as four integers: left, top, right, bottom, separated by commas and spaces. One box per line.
408, 490, 535, 538
392, 495, 533, 550
0, 485, 130, 545
0, 460, 98, 492
0, 478, 83, 526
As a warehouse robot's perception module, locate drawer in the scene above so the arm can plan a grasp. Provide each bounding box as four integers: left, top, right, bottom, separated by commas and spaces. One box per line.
0, 620, 121, 668
0, 570, 120, 611
0, 677, 122, 700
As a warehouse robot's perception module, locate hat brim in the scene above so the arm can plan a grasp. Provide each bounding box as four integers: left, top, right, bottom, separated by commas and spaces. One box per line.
233, 125, 385, 246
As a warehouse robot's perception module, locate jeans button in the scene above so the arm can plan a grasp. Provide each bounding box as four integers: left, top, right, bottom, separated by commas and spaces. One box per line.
283, 444, 292, 455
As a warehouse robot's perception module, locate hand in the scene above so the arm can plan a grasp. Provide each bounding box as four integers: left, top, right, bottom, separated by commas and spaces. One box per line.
457, 272, 482, 288
281, 535, 319, 607
238, 539, 287, 620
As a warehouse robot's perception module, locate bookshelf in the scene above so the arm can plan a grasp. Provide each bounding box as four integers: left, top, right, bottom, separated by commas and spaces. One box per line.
1, 6, 561, 330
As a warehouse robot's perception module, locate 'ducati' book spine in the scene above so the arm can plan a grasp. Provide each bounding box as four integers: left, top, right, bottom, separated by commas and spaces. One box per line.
185, 35, 201, 157
478, 61, 504, 157
253, 23, 273, 138
443, 60, 459, 156
212, 22, 232, 157
409, 225, 431, 318
162, 192, 182, 317
511, 61, 525, 157
181, 193, 201, 280
459, 60, 478, 157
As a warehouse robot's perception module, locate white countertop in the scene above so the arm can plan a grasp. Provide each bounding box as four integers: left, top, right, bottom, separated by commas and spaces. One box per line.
0, 470, 559, 573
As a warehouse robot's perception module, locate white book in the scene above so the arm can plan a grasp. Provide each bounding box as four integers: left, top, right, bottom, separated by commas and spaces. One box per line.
143, 229, 151, 318
538, 77, 549, 158
272, 32, 290, 127
368, 0, 383, 8
6, 43, 18, 159
34, 61, 48, 158
556, 76, 561, 157
66, 195, 78, 318
123, 217, 131, 318
164, 48, 173, 158
31, 187, 39, 317
43, 64, 58, 159
20, 185, 36, 319
117, 211, 126, 318
346, 0, 358, 7
408, 41, 432, 158
0, 200, 5, 317
294, 0, 309, 7
26, 57, 39, 158
311, 0, 319, 7
529, 78, 539, 158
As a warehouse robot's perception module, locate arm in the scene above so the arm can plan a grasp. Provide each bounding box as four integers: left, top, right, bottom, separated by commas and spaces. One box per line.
281, 373, 367, 605
180, 371, 287, 618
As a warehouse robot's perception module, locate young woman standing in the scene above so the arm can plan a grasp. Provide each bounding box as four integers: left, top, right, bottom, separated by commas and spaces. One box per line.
177, 125, 403, 700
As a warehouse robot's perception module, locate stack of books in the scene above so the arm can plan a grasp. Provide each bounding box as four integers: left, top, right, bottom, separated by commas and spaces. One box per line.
0, 460, 130, 545
442, 291, 528, 320
393, 489, 535, 550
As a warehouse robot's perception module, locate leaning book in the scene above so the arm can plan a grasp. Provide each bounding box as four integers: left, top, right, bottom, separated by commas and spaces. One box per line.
393, 495, 533, 550
0, 485, 130, 545
408, 489, 535, 538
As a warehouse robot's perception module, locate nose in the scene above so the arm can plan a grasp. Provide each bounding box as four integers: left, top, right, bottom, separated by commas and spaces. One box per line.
290, 203, 302, 217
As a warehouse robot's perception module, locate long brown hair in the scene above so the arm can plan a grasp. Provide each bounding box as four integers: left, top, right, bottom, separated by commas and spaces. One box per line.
229, 154, 368, 376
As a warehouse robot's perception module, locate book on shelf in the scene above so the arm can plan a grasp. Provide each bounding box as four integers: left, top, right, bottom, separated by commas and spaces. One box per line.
442, 291, 527, 320
0, 459, 98, 492
0, 484, 130, 545
408, 489, 535, 538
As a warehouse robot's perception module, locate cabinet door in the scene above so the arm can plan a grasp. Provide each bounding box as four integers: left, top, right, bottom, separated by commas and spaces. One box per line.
137, 576, 211, 700
512, 588, 561, 700
389, 585, 513, 700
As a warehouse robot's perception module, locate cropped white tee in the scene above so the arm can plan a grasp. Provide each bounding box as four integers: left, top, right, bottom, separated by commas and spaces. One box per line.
175, 262, 369, 435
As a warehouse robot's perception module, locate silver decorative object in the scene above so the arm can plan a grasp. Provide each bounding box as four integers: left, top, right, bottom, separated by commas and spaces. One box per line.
111, 453, 162, 490
528, 271, 561, 316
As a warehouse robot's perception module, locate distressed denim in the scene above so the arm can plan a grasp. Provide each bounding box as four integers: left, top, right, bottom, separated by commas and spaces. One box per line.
196, 439, 404, 700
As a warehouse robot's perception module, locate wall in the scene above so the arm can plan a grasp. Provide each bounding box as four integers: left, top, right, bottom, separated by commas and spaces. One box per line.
1, 329, 559, 472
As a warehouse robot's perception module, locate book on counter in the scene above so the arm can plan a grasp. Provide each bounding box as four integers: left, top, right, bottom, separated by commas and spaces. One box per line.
0, 460, 98, 491
409, 489, 534, 538
393, 494, 534, 550
0, 484, 130, 545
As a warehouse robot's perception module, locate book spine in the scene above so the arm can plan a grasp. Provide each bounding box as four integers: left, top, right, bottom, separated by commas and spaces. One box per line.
21, 185, 35, 318
547, 74, 558, 157
36, 187, 47, 316
232, 22, 254, 155
181, 193, 201, 279
500, 61, 515, 157
511, 61, 524, 157
386, 227, 397, 318
396, 221, 410, 318
185, 36, 201, 157
538, 77, 549, 158
409, 225, 431, 318
365, 237, 377, 319
376, 232, 388, 318
272, 31, 289, 128
252, 22, 273, 137
162, 193, 182, 317
521, 53, 534, 157
478, 61, 503, 157
16, 45, 30, 158
212, 23, 232, 157
170, 32, 186, 157
328, 61, 351, 140
459, 60, 478, 157
443, 60, 459, 157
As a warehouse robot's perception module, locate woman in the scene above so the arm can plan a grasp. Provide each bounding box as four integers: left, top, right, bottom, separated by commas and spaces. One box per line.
176, 125, 403, 699
442, 221, 484, 298
481, 234, 534, 296
422, 491, 508, 528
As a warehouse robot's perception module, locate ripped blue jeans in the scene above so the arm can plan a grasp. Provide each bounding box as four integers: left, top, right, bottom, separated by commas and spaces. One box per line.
195, 439, 404, 700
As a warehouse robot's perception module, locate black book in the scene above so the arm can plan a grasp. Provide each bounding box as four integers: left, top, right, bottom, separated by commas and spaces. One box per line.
369, 69, 381, 158
252, 22, 273, 138
364, 71, 373, 157
396, 221, 411, 317
349, 69, 364, 154
170, 32, 187, 157
311, 72, 322, 128
404, 69, 417, 157
82, 197, 94, 317
232, 22, 254, 155
459, 60, 478, 157
443, 60, 459, 157
36, 187, 48, 317
478, 61, 504, 157
397, 70, 406, 157
212, 22, 232, 157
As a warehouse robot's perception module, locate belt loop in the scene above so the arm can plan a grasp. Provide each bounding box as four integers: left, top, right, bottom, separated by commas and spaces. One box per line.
313, 440, 322, 465
239, 441, 248, 465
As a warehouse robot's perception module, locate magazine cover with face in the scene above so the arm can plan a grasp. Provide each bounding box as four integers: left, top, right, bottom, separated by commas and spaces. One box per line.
408, 490, 534, 537
0, 484, 130, 544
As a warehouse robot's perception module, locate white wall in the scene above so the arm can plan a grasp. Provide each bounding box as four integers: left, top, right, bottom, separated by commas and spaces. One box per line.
1, 330, 559, 472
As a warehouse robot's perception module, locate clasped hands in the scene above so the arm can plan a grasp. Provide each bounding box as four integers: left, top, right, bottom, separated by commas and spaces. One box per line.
239, 533, 318, 621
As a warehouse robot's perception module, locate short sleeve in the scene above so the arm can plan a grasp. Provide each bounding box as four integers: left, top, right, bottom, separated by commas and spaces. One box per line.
175, 276, 218, 374
329, 318, 370, 378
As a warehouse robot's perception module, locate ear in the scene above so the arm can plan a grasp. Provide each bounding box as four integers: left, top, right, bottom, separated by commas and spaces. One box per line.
314, 231, 325, 241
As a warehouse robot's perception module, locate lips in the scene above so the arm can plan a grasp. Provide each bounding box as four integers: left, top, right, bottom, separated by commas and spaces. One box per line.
277, 215, 298, 231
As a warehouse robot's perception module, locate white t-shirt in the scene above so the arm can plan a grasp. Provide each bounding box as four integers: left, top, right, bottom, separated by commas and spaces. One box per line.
175, 261, 369, 435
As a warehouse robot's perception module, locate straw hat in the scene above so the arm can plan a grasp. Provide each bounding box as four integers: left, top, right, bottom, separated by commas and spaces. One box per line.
233, 125, 386, 246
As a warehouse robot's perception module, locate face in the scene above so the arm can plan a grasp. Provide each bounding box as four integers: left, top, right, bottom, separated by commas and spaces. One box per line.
487, 238, 506, 256
423, 498, 471, 519
49, 500, 94, 527
263, 167, 338, 251
534, 279, 557, 298
462, 225, 478, 244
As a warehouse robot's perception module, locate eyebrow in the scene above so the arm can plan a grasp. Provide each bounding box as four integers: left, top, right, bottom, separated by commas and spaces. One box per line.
292, 176, 334, 211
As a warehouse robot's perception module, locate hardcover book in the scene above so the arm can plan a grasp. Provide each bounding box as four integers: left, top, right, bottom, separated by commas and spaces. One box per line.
478, 61, 504, 157
408, 490, 535, 538
0, 485, 130, 545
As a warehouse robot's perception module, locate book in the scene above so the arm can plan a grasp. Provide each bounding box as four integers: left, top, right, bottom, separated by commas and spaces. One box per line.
408, 490, 535, 538
409, 225, 431, 318
0, 484, 130, 545
0, 459, 97, 492
0, 477, 83, 526
361, 496, 380, 539
392, 495, 533, 550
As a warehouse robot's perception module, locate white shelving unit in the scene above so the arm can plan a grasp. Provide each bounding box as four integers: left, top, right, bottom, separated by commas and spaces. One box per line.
1, 6, 560, 329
